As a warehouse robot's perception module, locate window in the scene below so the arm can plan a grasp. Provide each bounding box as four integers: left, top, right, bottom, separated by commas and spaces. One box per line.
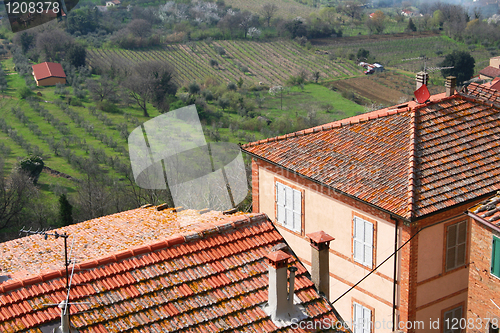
492, 236, 500, 278
353, 302, 371, 333
275, 182, 301, 233
353, 216, 373, 267
443, 306, 462, 333
445, 221, 467, 271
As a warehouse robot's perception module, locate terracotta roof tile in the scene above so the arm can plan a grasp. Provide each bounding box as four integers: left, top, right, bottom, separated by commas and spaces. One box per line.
0, 210, 343, 332
243, 94, 500, 219
479, 66, 500, 78
469, 191, 500, 224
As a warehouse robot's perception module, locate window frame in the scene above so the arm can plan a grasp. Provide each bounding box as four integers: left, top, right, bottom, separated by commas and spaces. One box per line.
442, 305, 462, 333
274, 179, 304, 235
353, 216, 374, 268
444, 220, 468, 272
352, 302, 372, 333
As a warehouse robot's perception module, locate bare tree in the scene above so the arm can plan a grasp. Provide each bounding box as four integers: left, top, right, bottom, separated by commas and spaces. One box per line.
86, 75, 118, 103
0, 156, 37, 232
35, 29, 73, 62
127, 19, 152, 40
124, 61, 177, 117
260, 3, 278, 27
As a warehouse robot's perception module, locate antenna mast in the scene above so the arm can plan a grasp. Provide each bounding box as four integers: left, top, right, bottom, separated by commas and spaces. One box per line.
19, 228, 70, 291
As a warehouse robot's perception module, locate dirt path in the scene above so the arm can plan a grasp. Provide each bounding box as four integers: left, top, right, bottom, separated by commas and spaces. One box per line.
310, 31, 440, 46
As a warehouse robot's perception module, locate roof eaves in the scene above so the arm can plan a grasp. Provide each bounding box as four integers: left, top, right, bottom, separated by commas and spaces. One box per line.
241, 105, 412, 149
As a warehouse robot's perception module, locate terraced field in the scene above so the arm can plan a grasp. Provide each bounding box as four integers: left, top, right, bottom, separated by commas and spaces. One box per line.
87, 40, 362, 86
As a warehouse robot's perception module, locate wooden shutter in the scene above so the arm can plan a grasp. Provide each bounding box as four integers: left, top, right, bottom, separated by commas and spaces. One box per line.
446, 224, 457, 271
353, 217, 364, 264
362, 307, 372, 333
456, 221, 467, 266
364, 221, 374, 267
492, 236, 500, 277
293, 189, 301, 232
276, 182, 285, 224
353, 303, 363, 333
285, 186, 293, 228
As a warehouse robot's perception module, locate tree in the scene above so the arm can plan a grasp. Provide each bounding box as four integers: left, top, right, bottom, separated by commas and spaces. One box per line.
260, 3, 278, 27
35, 29, 73, 62
58, 194, 73, 226
124, 61, 177, 117
340, 0, 364, 22
188, 82, 201, 95
407, 18, 417, 32
439, 50, 475, 84
0, 156, 37, 232
68, 8, 98, 35
66, 44, 86, 68
127, 19, 152, 40
86, 75, 118, 102
19, 156, 44, 185
366, 10, 386, 34
209, 59, 219, 68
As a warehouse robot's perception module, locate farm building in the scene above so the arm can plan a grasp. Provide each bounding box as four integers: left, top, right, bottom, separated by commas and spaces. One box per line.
478, 55, 500, 80
32, 62, 66, 86
242, 75, 500, 332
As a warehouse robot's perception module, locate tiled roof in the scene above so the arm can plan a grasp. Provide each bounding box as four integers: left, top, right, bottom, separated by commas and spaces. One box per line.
0, 209, 342, 332
242, 94, 500, 220
31, 62, 66, 81
0, 208, 244, 280
469, 191, 500, 225
479, 66, 500, 79
466, 82, 500, 103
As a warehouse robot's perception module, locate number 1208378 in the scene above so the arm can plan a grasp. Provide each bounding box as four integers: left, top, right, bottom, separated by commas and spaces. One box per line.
5, 2, 60, 14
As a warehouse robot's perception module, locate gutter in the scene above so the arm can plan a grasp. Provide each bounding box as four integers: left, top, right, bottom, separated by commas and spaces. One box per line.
466, 211, 500, 234
391, 216, 399, 330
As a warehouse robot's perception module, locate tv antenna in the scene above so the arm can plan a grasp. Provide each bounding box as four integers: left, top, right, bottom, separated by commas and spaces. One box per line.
19, 227, 70, 291
402, 56, 454, 73
19, 228, 88, 332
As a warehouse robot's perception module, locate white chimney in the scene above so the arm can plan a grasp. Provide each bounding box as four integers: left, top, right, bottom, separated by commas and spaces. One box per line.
265, 250, 292, 321
416, 71, 429, 90
307, 231, 334, 299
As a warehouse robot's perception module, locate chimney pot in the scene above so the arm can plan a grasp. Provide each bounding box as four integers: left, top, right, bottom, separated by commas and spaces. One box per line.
445, 76, 456, 97
265, 250, 292, 320
307, 231, 333, 300
307, 231, 335, 251
416, 71, 429, 90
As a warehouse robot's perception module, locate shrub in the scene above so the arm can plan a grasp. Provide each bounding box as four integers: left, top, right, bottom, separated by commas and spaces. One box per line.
18, 86, 33, 99
98, 100, 120, 114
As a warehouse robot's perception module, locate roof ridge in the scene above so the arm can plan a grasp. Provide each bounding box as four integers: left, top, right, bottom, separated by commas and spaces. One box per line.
241, 106, 411, 149
406, 108, 418, 219
0, 213, 267, 294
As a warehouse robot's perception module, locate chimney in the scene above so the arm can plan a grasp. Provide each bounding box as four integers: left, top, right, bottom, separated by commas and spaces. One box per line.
416, 71, 429, 90
265, 250, 292, 320
307, 231, 334, 299
445, 76, 456, 97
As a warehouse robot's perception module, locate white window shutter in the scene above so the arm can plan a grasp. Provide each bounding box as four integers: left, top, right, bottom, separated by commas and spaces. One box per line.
362, 307, 371, 333
364, 221, 374, 267
353, 303, 362, 333
353, 217, 364, 264
293, 189, 301, 232
276, 183, 284, 224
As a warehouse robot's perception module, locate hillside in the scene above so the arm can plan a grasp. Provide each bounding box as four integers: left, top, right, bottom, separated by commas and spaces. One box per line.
87, 40, 362, 86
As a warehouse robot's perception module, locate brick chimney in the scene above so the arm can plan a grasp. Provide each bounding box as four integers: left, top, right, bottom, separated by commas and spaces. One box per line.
265, 250, 292, 321
416, 71, 429, 90
307, 231, 334, 299
445, 76, 456, 97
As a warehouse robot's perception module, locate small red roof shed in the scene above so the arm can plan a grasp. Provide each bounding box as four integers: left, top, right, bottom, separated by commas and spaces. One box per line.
31, 62, 66, 86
